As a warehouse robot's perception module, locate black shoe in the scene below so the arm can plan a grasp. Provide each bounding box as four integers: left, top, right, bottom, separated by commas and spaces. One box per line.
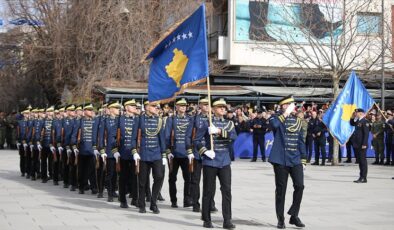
306, 160, 310, 163
262, 159, 266, 162
171, 202, 178, 208
360, 178, 367, 183
26, 175, 30, 179
184, 200, 193, 208
223, 222, 236, 229
210, 206, 218, 212
139, 207, 146, 213
344, 160, 351, 163
31, 176, 36, 181
131, 199, 139, 207
107, 196, 114, 202
289, 216, 305, 228
150, 205, 160, 214
41, 179, 47, 183
250, 159, 257, 162
70, 186, 77, 191
97, 193, 104, 198
203, 221, 214, 228
79, 190, 84, 194
21, 173, 25, 177
311, 162, 319, 165
277, 220, 286, 229
84, 185, 90, 191
120, 202, 129, 208
91, 189, 98, 195
193, 205, 201, 212
63, 184, 69, 188
379, 161, 384, 165
320, 163, 325, 166
53, 181, 59, 186
158, 193, 165, 201
353, 178, 367, 183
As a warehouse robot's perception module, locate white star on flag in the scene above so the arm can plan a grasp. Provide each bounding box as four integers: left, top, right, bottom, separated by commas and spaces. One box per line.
188, 31, 193, 38
177, 34, 181, 40
172, 37, 176, 42
182, 33, 187, 39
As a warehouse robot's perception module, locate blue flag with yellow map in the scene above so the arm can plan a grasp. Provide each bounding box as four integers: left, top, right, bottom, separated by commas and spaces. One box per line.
323, 71, 375, 145
145, 4, 208, 102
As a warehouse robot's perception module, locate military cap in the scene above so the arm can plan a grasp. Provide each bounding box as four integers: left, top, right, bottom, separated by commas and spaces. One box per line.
66, 104, 76, 111
58, 107, 65, 112
21, 109, 30, 114
278, 95, 295, 106
355, 108, 365, 113
144, 101, 159, 106
108, 100, 121, 109
38, 108, 45, 113
123, 99, 136, 107
83, 103, 94, 110
199, 96, 209, 104
136, 102, 142, 108
75, 104, 83, 111
176, 98, 188, 106
31, 108, 38, 113
46, 106, 55, 112
212, 98, 227, 107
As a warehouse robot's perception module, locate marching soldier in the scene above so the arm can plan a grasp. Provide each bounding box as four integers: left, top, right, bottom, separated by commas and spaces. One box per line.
71, 103, 99, 194
100, 101, 121, 202
27, 108, 40, 180
34, 107, 52, 183
165, 98, 194, 208
269, 95, 306, 229
52, 108, 63, 185
69, 104, 83, 191
97, 104, 108, 198
16, 108, 30, 177
350, 108, 369, 183
133, 101, 166, 214
250, 109, 269, 162
61, 105, 76, 189
371, 114, 385, 165
118, 99, 139, 208
194, 98, 237, 229
191, 96, 218, 213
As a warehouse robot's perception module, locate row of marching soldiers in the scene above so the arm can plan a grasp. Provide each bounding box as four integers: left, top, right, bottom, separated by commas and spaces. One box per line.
16, 97, 237, 229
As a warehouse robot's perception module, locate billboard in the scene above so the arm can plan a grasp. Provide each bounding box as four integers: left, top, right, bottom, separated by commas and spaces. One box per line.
234, 0, 343, 43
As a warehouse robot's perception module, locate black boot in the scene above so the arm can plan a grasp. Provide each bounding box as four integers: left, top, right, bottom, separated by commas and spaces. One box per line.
289, 216, 305, 228
277, 216, 285, 229
203, 221, 214, 228
120, 202, 129, 208
150, 205, 160, 214
223, 221, 236, 229
158, 193, 165, 201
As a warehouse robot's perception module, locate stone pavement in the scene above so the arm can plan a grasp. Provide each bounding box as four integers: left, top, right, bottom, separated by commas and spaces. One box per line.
0, 150, 393, 230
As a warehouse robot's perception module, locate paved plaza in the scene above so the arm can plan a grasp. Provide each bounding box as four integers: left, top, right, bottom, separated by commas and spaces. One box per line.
0, 150, 393, 230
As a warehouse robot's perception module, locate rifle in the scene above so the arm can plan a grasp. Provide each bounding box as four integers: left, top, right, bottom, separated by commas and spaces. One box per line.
116, 97, 123, 173
135, 159, 140, 175
189, 158, 194, 173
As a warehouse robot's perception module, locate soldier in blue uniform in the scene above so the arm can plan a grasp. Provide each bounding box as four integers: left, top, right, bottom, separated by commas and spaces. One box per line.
52, 108, 63, 185
99, 101, 121, 202
16, 108, 30, 177
118, 99, 139, 208
133, 101, 166, 214
194, 98, 237, 229
165, 98, 194, 208
68, 104, 83, 191
62, 105, 76, 189
96, 104, 108, 198
191, 96, 218, 213
71, 103, 99, 194
269, 95, 306, 229
306, 111, 317, 163
31, 108, 45, 181
250, 109, 269, 162
350, 108, 369, 183
27, 108, 39, 180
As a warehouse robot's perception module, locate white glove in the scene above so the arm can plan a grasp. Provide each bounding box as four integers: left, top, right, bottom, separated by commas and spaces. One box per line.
162, 158, 167, 166
58, 146, 63, 153
74, 148, 79, 156
204, 150, 215, 159
23, 143, 28, 149
30, 145, 34, 152
16, 142, 21, 150
133, 153, 141, 161
114, 152, 120, 160
37, 144, 42, 151
167, 153, 174, 161
94, 150, 100, 157
208, 126, 220, 135
50, 146, 56, 153
284, 103, 296, 117
188, 154, 194, 164
303, 164, 306, 171
66, 149, 72, 157
101, 153, 108, 159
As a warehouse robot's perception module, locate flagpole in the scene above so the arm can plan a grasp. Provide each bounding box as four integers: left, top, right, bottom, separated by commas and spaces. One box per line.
206, 77, 214, 150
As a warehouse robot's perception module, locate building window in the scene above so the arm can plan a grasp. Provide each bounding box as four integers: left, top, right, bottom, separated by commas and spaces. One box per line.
357, 12, 382, 35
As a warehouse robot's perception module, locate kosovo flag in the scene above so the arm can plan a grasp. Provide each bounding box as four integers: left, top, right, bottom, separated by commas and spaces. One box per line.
144, 4, 209, 102
323, 71, 375, 145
